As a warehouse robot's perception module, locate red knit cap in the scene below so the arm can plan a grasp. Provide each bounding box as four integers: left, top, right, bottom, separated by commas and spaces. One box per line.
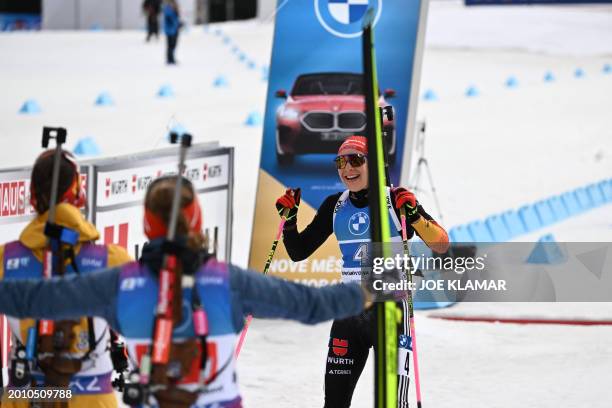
338, 135, 368, 155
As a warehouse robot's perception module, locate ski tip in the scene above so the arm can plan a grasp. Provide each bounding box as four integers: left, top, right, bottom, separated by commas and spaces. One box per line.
361, 8, 376, 30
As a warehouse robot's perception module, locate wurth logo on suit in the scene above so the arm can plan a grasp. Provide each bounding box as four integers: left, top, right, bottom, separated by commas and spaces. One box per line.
331, 338, 349, 356
328, 338, 353, 373
330, 338, 353, 364
327, 356, 354, 366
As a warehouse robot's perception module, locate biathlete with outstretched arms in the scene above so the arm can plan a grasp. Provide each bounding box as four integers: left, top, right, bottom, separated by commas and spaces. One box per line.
275, 135, 450, 408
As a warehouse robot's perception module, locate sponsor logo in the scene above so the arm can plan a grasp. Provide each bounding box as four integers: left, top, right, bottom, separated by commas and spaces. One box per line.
6, 257, 31, 270
399, 334, 412, 351
327, 356, 355, 365
152, 318, 172, 363
314, 0, 382, 39
202, 163, 222, 181
348, 211, 369, 236
185, 167, 201, 182
119, 277, 147, 291
333, 198, 344, 214
332, 338, 348, 357
134, 175, 153, 193
197, 276, 224, 286
6, 258, 20, 270
386, 194, 393, 209
104, 223, 128, 249
157, 270, 174, 315
112, 179, 128, 195
105, 178, 128, 197
81, 258, 103, 268
328, 369, 352, 375
0, 181, 28, 217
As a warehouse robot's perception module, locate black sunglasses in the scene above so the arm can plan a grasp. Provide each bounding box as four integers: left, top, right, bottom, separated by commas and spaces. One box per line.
334, 154, 367, 170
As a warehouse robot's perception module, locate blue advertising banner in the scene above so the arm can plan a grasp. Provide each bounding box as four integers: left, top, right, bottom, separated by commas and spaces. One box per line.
249, 0, 427, 285
0, 13, 41, 31
466, 0, 612, 5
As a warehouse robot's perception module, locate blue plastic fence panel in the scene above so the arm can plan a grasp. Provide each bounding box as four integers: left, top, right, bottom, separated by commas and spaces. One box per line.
587, 183, 605, 207
561, 191, 582, 215
547, 196, 569, 222
598, 179, 612, 202
501, 210, 526, 238
535, 200, 557, 226
574, 187, 593, 210
485, 214, 511, 242
467, 220, 494, 242
518, 204, 541, 233
526, 233, 567, 265
448, 225, 474, 242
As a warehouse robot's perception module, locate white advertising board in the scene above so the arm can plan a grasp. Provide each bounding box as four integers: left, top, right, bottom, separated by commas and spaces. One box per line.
90, 143, 233, 261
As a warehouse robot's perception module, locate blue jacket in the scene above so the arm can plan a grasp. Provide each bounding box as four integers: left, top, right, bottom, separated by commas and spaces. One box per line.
0, 261, 364, 335
163, 4, 180, 36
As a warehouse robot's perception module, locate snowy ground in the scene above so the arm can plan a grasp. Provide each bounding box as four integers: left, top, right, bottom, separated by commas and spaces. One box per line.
240, 308, 612, 408
1, 1, 612, 407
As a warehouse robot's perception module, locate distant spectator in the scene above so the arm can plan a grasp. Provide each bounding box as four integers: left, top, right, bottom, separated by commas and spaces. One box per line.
163, 0, 181, 65
143, 0, 162, 42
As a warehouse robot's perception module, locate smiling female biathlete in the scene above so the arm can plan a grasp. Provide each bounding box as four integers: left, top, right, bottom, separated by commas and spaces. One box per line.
275, 136, 450, 408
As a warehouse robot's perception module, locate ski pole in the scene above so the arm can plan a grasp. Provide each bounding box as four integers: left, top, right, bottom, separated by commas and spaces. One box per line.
400, 207, 423, 408
141, 133, 192, 385
235, 207, 290, 357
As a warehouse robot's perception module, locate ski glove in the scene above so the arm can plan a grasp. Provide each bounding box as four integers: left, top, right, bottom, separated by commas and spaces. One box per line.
392, 187, 420, 224
275, 188, 301, 221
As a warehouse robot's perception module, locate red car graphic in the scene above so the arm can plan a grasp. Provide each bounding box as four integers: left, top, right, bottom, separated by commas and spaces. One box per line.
275, 72, 396, 165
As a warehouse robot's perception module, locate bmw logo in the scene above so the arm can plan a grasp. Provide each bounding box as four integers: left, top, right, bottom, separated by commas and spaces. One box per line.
314, 0, 382, 39
399, 334, 412, 350
349, 211, 370, 236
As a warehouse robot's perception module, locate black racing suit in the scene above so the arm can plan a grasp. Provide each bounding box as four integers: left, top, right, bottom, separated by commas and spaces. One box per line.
283, 189, 434, 408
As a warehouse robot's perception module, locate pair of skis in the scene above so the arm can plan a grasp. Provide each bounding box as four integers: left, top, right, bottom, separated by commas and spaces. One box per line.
362, 10, 424, 408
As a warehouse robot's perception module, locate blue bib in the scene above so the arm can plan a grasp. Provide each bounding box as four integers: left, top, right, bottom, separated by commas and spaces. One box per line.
332, 189, 402, 283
